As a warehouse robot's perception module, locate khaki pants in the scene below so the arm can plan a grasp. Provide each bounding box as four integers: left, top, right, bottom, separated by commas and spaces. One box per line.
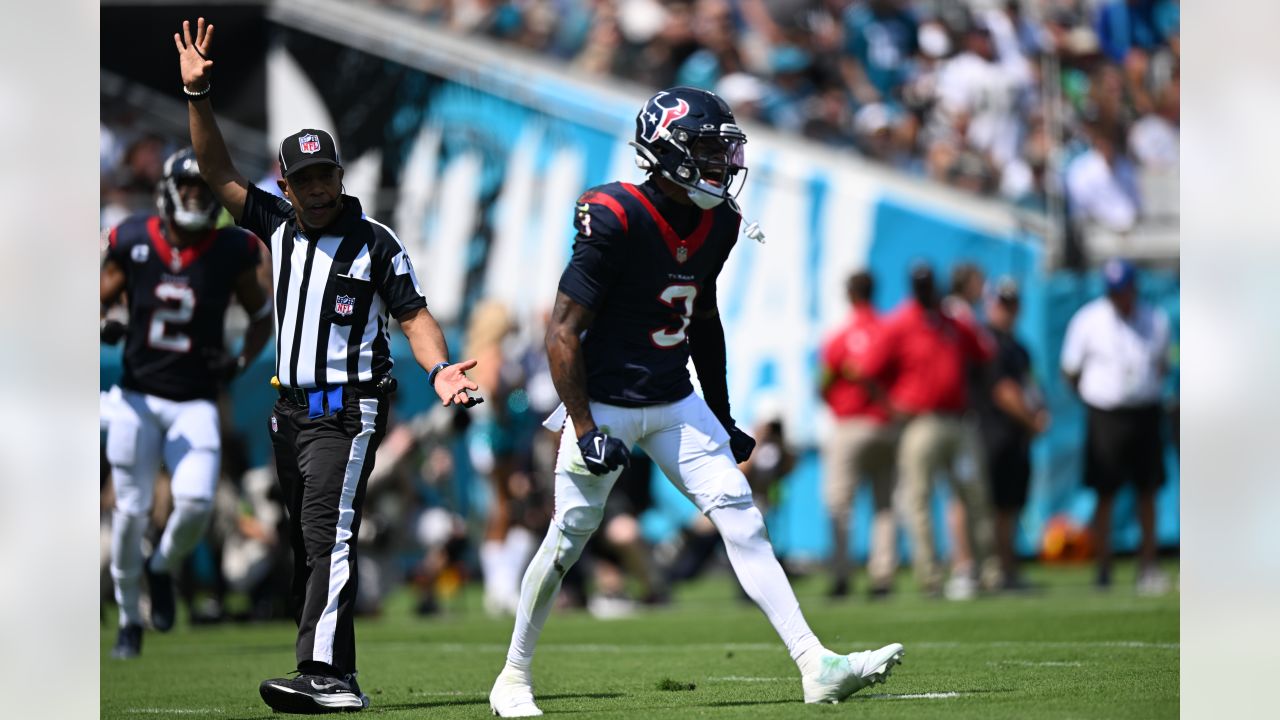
823, 417, 898, 587
897, 414, 997, 591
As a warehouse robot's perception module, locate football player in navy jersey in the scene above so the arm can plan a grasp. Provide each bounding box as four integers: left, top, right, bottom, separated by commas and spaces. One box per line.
100, 147, 272, 659
489, 87, 904, 716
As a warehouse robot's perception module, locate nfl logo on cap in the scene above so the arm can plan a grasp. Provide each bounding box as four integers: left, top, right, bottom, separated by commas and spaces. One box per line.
299, 134, 321, 154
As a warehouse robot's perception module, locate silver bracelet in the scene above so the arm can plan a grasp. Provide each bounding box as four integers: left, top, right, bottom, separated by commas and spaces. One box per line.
183, 82, 211, 100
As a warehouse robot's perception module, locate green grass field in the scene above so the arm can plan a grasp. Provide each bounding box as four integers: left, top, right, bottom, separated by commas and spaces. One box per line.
101, 560, 1178, 719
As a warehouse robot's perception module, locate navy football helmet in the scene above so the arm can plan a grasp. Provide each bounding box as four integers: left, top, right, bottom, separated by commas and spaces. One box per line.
630, 87, 748, 210
158, 147, 220, 231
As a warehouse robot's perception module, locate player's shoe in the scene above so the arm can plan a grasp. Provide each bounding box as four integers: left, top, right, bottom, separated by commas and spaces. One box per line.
801, 643, 905, 704
259, 673, 364, 713
489, 664, 542, 717
144, 555, 176, 632
110, 624, 143, 660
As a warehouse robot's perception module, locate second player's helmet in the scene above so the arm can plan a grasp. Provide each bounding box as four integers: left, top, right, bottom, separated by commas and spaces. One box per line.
158, 147, 221, 231
630, 86, 748, 210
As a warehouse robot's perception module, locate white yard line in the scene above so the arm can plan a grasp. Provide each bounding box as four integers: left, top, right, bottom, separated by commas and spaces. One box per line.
865, 691, 964, 700
124, 710, 223, 715
991, 660, 1085, 667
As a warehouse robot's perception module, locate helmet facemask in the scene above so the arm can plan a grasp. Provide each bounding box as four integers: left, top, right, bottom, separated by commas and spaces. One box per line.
158, 149, 220, 232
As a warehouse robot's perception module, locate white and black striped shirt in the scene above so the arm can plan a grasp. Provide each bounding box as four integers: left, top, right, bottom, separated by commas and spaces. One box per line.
239, 184, 427, 389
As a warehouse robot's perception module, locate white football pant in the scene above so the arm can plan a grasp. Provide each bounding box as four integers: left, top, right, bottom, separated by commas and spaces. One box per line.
103, 386, 220, 628
503, 392, 820, 671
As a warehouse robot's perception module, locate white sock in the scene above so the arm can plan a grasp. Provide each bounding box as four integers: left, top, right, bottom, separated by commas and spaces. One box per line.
708, 504, 823, 669
505, 524, 591, 670
150, 496, 212, 574
110, 508, 148, 627
481, 539, 506, 606
501, 527, 537, 612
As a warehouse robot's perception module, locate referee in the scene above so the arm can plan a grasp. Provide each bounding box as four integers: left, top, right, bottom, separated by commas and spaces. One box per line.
176, 18, 481, 714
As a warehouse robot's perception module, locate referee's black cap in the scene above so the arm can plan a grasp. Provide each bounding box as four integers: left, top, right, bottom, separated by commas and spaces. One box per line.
279, 128, 342, 178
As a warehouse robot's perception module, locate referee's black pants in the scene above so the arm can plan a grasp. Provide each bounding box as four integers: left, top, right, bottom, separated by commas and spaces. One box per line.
268, 390, 388, 677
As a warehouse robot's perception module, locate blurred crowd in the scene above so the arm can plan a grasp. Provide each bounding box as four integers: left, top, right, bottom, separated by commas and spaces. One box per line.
372, 0, 1179, 231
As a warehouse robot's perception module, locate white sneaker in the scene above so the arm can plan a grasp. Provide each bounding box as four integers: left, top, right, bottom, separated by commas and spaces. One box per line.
1137, 568, 1171, 597
490, 665, 543, 717
944, 574, 977, 601
802, 643, 905, 704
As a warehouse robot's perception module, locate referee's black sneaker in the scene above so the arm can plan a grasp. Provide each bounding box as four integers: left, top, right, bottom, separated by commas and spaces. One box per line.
343, 673, 371, 709
110, 624, 143, 660
144, 556, 176, 632
259, 673, 364, 713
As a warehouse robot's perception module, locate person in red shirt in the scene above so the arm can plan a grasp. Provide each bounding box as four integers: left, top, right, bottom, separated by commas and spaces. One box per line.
819, 271, 898, 599
860, 264, 997, 597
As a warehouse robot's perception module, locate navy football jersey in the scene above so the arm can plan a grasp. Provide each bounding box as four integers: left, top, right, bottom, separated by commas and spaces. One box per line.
558, 179, 740, 406
105, 215, 261, 401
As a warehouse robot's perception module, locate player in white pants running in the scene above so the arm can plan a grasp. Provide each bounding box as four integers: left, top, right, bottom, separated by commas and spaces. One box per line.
101, 147, 272, 658
489, 87, 903, 716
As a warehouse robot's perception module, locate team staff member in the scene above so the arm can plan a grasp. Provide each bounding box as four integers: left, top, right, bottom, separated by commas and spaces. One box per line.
1060, 259, 1170, 595
176, 18, 481, 714
859, 264, 997, 598
975, 279, 1049, 591
818, 270, 898, 599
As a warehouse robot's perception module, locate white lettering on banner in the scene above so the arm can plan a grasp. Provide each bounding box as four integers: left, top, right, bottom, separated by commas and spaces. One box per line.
720, 154, 819, 439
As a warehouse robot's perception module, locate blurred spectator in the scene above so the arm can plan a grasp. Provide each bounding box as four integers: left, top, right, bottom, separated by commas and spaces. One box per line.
839, 0, 917, 105
464, 300, 536, 616
860, 263, 996, 598
976, 278, 1049, 591
740, 401, 796, 514
1060, 258, 1170, 595
819, 270, 898, 599
1066, 120, 1141, 234
940, 261, 1001, 599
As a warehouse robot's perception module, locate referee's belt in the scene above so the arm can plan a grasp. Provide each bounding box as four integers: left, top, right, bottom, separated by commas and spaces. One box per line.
274, 377, 396, 418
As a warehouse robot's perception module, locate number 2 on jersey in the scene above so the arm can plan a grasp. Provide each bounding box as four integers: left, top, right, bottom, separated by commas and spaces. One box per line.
651, 284, 699, 348
148, 281, 197, 352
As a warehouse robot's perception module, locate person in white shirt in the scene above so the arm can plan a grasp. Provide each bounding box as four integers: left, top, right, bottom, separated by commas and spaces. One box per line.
1060, 259, 1171, 595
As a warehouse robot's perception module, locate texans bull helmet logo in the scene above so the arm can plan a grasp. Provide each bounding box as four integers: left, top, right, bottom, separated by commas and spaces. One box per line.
638, 92, 690, 144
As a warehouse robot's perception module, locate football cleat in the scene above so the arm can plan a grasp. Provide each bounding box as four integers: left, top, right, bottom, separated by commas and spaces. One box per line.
490, 665, 542, 717
110, 624, 143, 660
145, 556, 176, 632
802, 643, 905, 704
259, 673, 364, 713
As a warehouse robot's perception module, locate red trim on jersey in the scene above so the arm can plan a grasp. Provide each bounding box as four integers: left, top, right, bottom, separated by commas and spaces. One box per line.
579, 191, 629, 233
620, 183, 712, 263
146, 216, 217, 271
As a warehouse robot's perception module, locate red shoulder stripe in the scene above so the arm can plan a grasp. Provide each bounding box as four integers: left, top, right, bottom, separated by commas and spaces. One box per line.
580, 191, 628, 233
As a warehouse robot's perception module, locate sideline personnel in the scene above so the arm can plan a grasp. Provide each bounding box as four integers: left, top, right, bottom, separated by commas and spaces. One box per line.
176, 17, 481, 714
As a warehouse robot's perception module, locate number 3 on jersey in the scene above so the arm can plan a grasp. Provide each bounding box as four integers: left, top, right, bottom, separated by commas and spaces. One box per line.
651, 284, 699, 348
148, 281, 197, 352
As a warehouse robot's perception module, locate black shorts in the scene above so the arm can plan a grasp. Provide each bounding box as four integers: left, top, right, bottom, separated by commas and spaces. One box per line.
1084, 404, 1166, 494
985, 440, 1031, 511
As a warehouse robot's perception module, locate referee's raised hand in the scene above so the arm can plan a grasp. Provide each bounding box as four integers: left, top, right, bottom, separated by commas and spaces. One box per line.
174, 17, 215, 91
435, 358, 483, 408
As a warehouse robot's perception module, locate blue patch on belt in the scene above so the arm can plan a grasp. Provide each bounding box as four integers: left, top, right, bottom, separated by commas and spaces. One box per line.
306, 386, 345, 418
307, 390, 325, 419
